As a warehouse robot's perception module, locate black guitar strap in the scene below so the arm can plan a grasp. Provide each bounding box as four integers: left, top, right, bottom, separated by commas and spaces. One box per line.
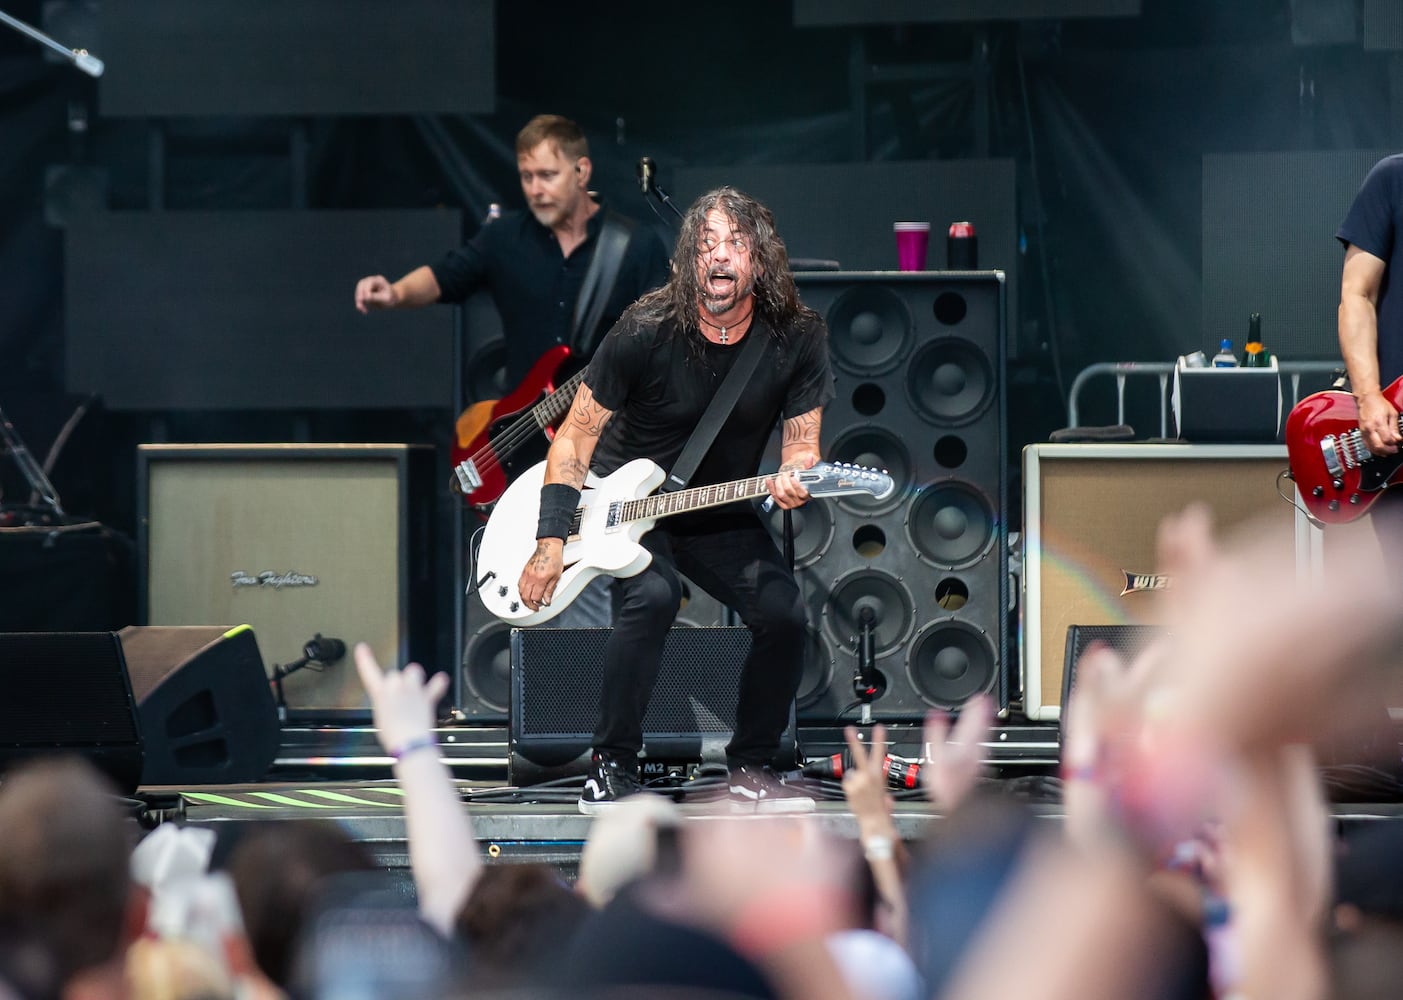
571, 210, 635, 360
660, 327, 768, 494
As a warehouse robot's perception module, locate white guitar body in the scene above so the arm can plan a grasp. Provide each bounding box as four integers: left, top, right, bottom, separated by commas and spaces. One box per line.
475, 457, 894, 626
475, 458, 665, 626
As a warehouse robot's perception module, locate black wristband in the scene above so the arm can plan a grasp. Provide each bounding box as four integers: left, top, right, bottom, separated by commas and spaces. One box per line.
536, 483, 582, 541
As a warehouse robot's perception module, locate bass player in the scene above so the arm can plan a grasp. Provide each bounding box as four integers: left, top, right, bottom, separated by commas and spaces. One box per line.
354, 113, 668, 627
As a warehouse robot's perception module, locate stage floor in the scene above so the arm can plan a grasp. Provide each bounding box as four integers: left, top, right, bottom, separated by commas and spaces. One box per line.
138, 721, 1403, 879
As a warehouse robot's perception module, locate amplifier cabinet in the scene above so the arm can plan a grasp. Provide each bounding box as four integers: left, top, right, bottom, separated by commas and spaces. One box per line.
1021, 443, 1307, 721
137, 444, 436, 717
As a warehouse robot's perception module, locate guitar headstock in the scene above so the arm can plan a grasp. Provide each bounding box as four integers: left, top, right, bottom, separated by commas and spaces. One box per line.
799, 462, 896, 501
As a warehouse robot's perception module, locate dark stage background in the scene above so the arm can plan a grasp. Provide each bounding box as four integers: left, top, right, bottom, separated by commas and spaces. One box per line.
2, 0, 1401, 700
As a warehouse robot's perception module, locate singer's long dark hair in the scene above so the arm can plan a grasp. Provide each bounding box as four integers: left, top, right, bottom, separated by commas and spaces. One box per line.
628, 186, 817, 347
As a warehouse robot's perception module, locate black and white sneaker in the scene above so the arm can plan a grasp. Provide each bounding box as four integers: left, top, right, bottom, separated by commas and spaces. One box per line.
578, 751, 646, 815
728, 762, 816, 814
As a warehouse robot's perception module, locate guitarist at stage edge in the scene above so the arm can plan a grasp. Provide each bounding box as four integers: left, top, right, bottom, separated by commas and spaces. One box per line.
1338, 153, 1403, 576
354, 114, 668, 627
516, 187, 836, 816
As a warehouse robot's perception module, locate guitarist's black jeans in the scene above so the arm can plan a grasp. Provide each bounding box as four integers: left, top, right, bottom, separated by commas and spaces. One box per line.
593, 519, 807, 767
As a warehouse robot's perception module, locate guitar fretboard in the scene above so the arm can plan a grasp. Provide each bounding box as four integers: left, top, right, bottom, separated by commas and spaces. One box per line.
619, 476, 775, 523
532, 371, 587, 429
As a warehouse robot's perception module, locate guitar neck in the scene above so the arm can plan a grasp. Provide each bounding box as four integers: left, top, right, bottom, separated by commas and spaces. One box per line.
532, 370, 587, 427
619, 476, 775, 524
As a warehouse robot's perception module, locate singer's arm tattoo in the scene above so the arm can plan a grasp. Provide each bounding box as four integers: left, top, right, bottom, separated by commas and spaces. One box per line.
781, 407, 822, 450
779, 407, 823, 472
567, 383, 614, 438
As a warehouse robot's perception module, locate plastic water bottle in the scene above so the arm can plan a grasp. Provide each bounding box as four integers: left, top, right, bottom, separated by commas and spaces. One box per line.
1211, 338, 1238, 368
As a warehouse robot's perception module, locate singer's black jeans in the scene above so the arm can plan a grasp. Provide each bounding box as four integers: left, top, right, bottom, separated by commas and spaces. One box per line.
592, 519, 807, 767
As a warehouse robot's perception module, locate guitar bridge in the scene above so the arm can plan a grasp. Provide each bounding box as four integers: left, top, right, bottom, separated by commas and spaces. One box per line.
454, 460, 483, 493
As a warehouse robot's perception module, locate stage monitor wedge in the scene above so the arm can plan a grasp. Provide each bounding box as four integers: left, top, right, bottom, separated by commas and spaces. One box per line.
118, 625, 279, 787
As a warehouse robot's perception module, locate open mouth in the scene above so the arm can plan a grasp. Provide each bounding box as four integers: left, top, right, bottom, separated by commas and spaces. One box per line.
707, 268, 737, 294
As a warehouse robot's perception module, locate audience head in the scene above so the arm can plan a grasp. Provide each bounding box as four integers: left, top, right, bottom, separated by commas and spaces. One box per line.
454, 862, 589, 988
0, 755, 135, 989
222, 818, 376, 987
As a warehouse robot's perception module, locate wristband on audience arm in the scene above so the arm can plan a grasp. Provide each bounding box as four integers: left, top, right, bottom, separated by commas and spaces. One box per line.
536, 483, 582, 541
390, 734, 438, 761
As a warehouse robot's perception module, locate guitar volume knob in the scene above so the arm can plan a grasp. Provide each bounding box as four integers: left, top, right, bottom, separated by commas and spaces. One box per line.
1312, 486, 1324, 498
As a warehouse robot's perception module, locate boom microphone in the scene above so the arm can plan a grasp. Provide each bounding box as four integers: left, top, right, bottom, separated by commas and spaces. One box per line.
303, 634, 347, 663
636, 156, 656, 195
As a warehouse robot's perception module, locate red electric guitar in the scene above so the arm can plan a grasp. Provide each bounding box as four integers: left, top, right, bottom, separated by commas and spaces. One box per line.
1285, 375, 1403, 525
450, 346, 585, 511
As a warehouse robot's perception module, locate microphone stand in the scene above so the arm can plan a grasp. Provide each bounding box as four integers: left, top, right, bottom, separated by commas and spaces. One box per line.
648, 178, 685, 222
853, 607, 879, 725
0, 403, 65, 522
0, 7, 104, 77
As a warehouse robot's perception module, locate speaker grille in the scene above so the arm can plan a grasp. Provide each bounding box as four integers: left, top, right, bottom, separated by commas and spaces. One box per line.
0, 633, 140, 745
514, 627, 753, 740
1059, 624, 1167, 730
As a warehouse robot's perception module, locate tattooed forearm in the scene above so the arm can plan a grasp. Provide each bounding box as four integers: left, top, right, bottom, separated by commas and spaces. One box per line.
782, 408, 821, 449
559, 457, 588, 489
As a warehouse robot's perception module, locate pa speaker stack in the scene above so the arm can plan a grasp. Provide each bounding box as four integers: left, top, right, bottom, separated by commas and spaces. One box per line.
778, 271, 1008, 721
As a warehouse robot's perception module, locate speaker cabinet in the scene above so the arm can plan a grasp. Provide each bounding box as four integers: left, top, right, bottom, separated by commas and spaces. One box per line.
117, 625, 280, 785
0, 632, 144, 793
137, 444, 436, 718
776, 271, 1008, 721
1022, 443, 1304, 721
508, 626, 798, 783
457, 574, 734, 722
1058, 624, 1168, 734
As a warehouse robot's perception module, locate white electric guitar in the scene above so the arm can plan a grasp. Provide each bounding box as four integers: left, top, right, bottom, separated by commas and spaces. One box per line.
475, 458, 895, 625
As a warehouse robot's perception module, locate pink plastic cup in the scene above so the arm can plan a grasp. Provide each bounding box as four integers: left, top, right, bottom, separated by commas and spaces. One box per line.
893, 222, 931, 271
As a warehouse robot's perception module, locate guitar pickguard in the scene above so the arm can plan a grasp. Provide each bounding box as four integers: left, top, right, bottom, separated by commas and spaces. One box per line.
1357, 450, 1403, 492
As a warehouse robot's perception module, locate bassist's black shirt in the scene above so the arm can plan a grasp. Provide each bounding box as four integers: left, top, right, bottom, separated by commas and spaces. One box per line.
430, 203, 669, 387
583, 310, 834, 534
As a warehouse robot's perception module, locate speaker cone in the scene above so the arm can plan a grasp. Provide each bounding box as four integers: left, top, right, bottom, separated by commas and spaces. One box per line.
828, 428, 911, 516
908, 481, 995, 568
907, 620, 996, 709
906, 337, 994, 426
762, 500, 834, 567
822, 569, 915, 657
825, 286, 914, 376
462, 620, 511, 713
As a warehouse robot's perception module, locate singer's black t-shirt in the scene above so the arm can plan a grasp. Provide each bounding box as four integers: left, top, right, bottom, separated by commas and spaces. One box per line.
429, 203, 669, 387
583, 309, 834, 534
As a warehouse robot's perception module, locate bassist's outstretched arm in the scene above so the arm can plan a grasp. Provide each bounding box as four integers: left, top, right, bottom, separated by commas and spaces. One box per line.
518, 382, 615, 612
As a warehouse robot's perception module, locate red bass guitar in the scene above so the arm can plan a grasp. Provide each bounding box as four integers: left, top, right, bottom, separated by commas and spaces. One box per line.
450, 346, 585, 511
1285, 375, 1403, 525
